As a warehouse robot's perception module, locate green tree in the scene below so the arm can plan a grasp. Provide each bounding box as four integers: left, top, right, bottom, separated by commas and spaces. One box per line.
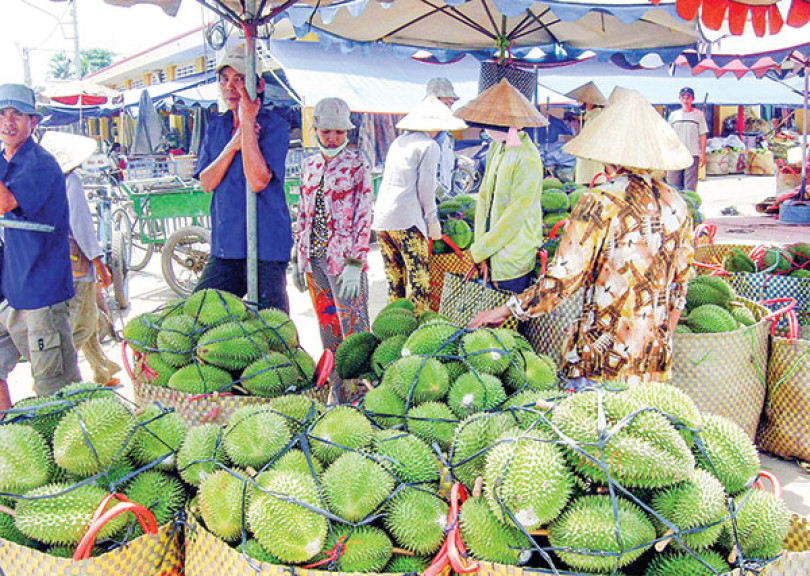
48, 48, 116, 79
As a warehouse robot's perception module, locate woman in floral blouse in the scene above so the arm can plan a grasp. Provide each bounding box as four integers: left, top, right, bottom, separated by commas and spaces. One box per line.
471, 88, 695, 386
292, 98, 373, 354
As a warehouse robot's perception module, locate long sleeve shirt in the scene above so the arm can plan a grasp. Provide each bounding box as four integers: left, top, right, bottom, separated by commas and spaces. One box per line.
506, 170, 694, 384
372, 131, 440, 236
66, 171, 102, 283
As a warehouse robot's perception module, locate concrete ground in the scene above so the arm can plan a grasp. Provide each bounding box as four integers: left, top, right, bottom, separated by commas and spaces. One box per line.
3, 171, 809, 516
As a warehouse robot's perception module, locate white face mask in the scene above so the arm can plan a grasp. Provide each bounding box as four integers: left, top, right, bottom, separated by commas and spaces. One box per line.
317, 139, 348, 159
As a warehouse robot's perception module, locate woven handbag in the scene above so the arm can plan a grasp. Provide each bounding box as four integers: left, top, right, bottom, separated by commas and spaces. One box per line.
439, 267, 520, 331
519, 288, 584, 369
429, 235, 476, 312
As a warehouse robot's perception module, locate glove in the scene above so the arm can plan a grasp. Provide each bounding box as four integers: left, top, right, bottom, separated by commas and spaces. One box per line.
291, 257, 307, 293
427, 219, 442, 241
338, 263, 361, 300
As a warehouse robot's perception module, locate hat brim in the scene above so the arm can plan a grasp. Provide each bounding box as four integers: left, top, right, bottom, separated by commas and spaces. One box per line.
40, 132, 98, 174
0, 99, 42, 119
312, 119, 355, 131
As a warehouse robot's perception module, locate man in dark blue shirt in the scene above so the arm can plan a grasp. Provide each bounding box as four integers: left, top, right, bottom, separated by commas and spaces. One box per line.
0, 84, 81, 410
193, 45, 292, 311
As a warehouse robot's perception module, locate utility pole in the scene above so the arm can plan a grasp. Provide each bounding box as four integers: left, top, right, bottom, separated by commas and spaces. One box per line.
71, 0, 81, 79
17, 44, 32, 88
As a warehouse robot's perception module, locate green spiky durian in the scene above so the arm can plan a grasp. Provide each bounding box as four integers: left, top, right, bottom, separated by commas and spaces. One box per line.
56, 381, 117, 402
184, 289, 247, 326
651, 468, 727, 550
447, 372, 507, 417
255, 308, 299, 352
385, 554, 431, 573
123, 312, 161, 353
686, 276, 735, 311
416, 309, 441, 325
247, 470, 327, 563
484, 431, 572, 529
334, 332, 379, 379
730, 303, 757, 327
242, 539, 282, 564
459, 497, 532, 565
52, 397, 136, 478
177, 423, 229, 486
444, 359, 468, 383
167, 363, 232, 395
371, 308, 418, 340
384, 488, 448, 555
450, 413, 517, 490
502, 389, 557, 430
0, 497, 35, 547
223, 405, 291, 468
381, 298, 415, 314
198, 468, 250, 542
157, 315, 200, 367
130, 404, 187, 471
6, 395, 70, 440
401, 320, 462, 358
624, 381, 703, 443
93, 455, 135, 491
550, 390, 694, 488
695, 414, 759, 495
406, 401, 456, 451
0, 423, 52, 493
382, 355, 449, 404
502, 349, 558, 392
371, 335, 408, 377
721, 489, 789, 560
290, 348, 316, 382
267, 394, 325, 434
125, 469, 186, 531
549, 495, 656, 572
141, 353, 175, 388
240, 352, 299, 397
374, 429, 439, 484
461, 329, 511, 375
15, 482, 129, 546
270, 449, 323, 477
761, 248, 794, 273
362, 385, 406, 428
309, 406, 374, 465
321, 451, 395, 522
158, 297, 187, 320
688, 304, 738, 333
195, 321, 269, 371
330, 524, 393, 572
645, 550, 730, 576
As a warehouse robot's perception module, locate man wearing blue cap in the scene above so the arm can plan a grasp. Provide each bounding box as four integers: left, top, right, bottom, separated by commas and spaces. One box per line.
667, 86, 708, 192
0, 83, 80, 410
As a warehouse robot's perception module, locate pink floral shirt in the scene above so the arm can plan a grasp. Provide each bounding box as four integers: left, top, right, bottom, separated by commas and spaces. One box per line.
294, 148, 373, 276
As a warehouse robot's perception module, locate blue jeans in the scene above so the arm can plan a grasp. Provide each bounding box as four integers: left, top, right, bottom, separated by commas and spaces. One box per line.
194, 257, 289, 313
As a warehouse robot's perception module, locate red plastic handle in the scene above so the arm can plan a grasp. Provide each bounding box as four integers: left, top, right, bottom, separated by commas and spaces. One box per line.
74, 493, 158, 561
759, 297, 799, 340
753, 470, 783, 500
693, 222, 717, 246
548, 218, 568, 240
589, 172, 610, 188
425, 483, 478, 576
429, 234, 466, 259
315, 349, 334, 388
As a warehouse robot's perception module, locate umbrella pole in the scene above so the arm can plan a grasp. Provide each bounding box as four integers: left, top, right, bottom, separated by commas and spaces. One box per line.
245, 0, 259, 309
801, 66, 808, 198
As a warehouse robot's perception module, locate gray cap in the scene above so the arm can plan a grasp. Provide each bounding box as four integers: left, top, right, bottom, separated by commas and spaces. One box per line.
425, 77, 458, 101
216, 45, 248, 76
312, 97, 354, 131
0, 83, 41, 118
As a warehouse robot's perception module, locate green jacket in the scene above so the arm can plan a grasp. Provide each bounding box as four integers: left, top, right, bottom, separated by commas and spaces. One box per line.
470, 132, 544, 281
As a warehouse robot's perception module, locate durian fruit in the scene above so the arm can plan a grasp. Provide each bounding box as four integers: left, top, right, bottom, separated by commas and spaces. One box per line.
401, 320, 462, 358
198, 468, 250, 542
687, 304, 738, 333
645, 550, 730, 576
184, 288, 247, 326
374, 429, 439, 484
461, 329, 511, 375
406, 401, 457, 451
550, 390, 694, 488
157, 315, 200, 367
247, 470, 327, 563
417, 310, 448, 326
242, 538, 282, 564
450, 412, 517, 490
158, 297, 187, 320
177, 423, 230, 486
483, 431, 572, 529
382, 355, 449, 404
371, 308, 418, 340
223, 405, 292, 468
760, 247, 794, 273
195, 321, 269, 371
695, 414, 759, 495
270, 449, 323, 477
56, 381, 117, 402
129, 404, 188, 470
651, 468, 727, 550
93, 454, 135, 491
384, 487, 448, 555
125, 469, 186, 531
52, 397, 136, 477
334, 332, 379, 379
459, 497, 532, 565
447, 372, 507, 417
267, 394, 325, 434
444, 359, 468, 383
141, 353, 175, 388
385, 554, 431, 573
720, 489, 789, 560
502, 389, 557, 430
624, 382, 703, 445
548, 495, 656, 572
309, 406, 374, 465
6, 395, 70, 440
123, 312, 161, 353
730, 304, 757, 327
15, 482, 129, 545
321, 451, 395, 522
371, 335, 408, 377
255, 308, 299, 352
330, 524, 393, 572
381, 298, 415, 314
241, 352, 299, 397
0, 423, 52, 493
168, 363, 233, 395
502, 349, 557, 392
362, 385, 406, 428
685, 276, 734, 311
1, 496, 35, 547
290, 348, 316, 383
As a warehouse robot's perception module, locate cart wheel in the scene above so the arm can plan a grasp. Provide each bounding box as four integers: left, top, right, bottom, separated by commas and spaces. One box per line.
110, 229, 129, 309
451, 162, 478, 197
161, 226, 210, 297
119, 209, 154, 272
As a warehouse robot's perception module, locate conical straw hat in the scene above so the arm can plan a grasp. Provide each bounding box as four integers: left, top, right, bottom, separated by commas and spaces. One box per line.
40, 131, 98, 174
396, 96, 468, 132
565, 81, 608, 107
455, 79, 548, 128
562, 87, 692, 171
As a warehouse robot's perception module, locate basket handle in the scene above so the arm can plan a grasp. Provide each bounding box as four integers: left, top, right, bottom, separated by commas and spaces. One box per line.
315, 349, 334, 389
464, 261, 489, 285
429, 234, 465, 260
692, 261, 729, 276
589, 172, 610, 188
74, 493, 158, 561
424, 483, 478, 576
548, 218, 568, 240
759, 297, 800, 340
776, 159, 797, 175
753, 470, 783, 500
536, 249, 548, 277
693, 222, 716, 246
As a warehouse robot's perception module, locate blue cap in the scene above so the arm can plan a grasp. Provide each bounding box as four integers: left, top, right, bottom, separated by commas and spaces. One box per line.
679, 86, 695, 98
0, 84, 42, 118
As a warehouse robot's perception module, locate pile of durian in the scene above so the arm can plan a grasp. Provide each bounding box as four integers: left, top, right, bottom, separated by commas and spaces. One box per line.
123, 289, 317, 397
723, 243, 810, 278
677, 275, 759, 334
0, 385, 189, 557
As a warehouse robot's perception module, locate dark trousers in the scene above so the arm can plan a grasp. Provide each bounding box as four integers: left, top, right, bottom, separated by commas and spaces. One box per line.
493, 272, 534, 294
194, 257, 289, 313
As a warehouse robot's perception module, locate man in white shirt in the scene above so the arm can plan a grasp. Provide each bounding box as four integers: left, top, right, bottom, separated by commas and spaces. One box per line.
667, 87, 708, 192
425, 78, 459, 199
